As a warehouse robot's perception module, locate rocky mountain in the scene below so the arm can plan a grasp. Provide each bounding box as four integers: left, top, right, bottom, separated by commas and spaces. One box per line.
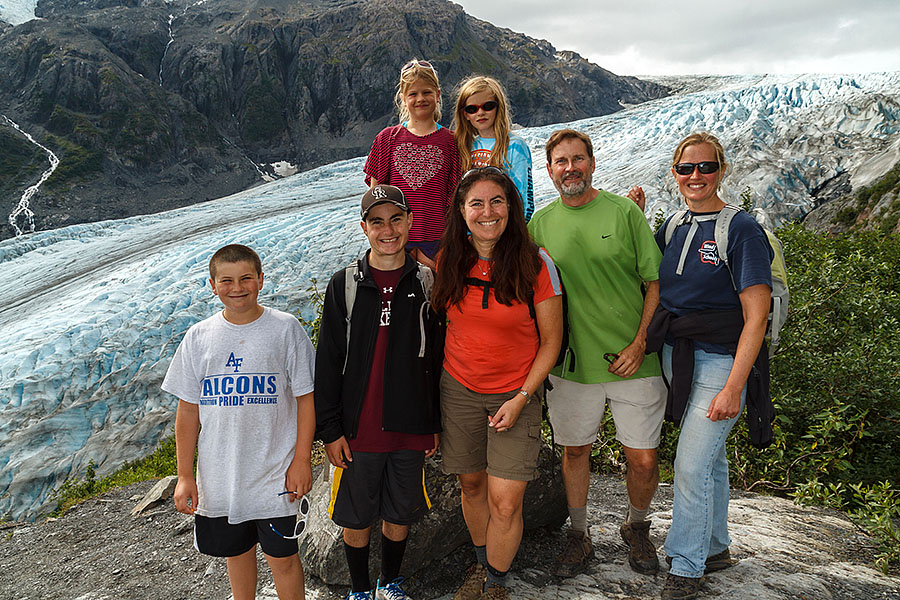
804, 158, 900, 233
0, 0, 668, 239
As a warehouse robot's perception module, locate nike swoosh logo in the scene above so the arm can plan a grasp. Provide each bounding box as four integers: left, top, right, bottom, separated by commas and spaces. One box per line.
602, 234, 611, 239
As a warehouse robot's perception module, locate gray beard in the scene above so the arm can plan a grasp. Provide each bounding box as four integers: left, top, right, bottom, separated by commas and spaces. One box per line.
559, 178, 588, 197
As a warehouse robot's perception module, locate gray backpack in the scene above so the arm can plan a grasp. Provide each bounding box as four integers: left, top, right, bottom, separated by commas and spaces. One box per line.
663, 204, 789, 356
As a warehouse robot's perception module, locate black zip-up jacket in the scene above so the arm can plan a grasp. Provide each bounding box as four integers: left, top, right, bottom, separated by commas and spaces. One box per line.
314, 252, 444, 444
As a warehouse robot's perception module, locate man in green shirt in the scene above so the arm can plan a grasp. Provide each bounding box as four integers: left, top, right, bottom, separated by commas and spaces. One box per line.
528, 129, 666, 579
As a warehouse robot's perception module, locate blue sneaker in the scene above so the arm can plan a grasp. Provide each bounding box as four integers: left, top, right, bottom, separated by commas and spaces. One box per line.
345, 591, 374, 600
375, 577, 411, 600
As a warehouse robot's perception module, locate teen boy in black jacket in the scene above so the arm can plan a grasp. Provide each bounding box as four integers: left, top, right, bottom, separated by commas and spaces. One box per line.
314, 185, 443, 600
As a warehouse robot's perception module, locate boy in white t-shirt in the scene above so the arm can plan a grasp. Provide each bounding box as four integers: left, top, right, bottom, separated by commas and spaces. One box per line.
162, 244, 315, 600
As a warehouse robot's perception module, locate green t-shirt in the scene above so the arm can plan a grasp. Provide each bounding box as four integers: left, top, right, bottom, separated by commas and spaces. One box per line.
528, 190, 662, 383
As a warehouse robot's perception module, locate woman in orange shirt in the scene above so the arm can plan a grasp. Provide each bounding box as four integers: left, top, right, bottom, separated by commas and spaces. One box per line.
431, 167, 562, 599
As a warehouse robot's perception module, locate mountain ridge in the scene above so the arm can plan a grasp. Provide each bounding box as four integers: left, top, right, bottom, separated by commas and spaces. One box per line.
0, 0, 668, 239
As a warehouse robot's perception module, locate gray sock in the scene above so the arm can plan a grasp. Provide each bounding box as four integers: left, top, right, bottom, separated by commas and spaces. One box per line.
626, 503, 650, 524
568, 505, 588, 533
474, 544, 487, 567
484, 562, 508, 590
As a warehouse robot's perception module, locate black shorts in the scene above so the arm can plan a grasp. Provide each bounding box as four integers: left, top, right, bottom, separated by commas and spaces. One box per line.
194, 514, 299, 558
329, 449, 430, 530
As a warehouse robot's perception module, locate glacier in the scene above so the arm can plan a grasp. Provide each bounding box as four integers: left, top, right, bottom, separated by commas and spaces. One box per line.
1, 72, 899, 521
0, 0, 35, 25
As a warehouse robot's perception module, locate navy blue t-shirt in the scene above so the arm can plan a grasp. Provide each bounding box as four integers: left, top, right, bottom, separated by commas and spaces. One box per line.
655, 209, 773, 353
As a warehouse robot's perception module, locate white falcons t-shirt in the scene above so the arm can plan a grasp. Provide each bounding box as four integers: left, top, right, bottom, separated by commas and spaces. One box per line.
162, 307, 315, 523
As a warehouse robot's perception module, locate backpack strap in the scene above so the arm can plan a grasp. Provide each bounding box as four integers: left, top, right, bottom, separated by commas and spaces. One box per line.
415, 264, 434, 359
714, 204, 742, 291
342, 259, 364, 375
464, 276, 492, 309
664, 209, 709, 277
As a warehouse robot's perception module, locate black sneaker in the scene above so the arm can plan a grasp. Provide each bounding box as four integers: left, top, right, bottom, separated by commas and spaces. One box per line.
665, 548, 737, 574
553, 528, 594, 577
620, 520, 659, 574
660, 574, 701, 600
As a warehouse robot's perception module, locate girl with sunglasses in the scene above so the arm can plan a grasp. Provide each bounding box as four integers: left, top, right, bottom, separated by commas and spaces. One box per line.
647, 132, 773, 600
452, 76, 534, 222
432, 167, 562, 599
364, 59, 461, 269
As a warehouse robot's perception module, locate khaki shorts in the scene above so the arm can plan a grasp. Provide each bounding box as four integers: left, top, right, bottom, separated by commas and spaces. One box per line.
440, 370, 543, 481
547, 374, 667, 449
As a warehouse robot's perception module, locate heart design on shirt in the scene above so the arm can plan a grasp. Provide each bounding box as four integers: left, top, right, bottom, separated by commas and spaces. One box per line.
393, 143, 444, 190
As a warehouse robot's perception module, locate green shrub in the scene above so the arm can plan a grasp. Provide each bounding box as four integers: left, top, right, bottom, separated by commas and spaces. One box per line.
50, 436, 178, 515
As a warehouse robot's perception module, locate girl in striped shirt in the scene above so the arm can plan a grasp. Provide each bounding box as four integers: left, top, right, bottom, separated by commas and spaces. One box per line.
364, 59, 461, 269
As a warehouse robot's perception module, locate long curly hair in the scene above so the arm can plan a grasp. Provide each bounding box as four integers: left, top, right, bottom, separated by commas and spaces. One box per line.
432, 168, 540, 312
451, 76, 513, 173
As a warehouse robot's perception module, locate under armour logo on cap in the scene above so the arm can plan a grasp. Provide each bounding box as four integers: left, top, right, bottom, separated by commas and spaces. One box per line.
361, 184, 410, 218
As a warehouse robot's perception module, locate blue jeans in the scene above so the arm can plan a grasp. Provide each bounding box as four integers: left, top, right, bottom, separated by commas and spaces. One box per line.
661, 344, 746, 579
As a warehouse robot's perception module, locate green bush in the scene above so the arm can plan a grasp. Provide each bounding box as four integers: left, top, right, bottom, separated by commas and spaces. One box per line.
50, 436, 178, 515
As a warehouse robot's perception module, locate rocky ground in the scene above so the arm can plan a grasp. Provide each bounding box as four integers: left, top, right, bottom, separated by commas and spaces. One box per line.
1, 473, 899, 600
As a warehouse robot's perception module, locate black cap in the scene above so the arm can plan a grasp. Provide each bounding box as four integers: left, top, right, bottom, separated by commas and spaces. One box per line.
361, 185, 410, 219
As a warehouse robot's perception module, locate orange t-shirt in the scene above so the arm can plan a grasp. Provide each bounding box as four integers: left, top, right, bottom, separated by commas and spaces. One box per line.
443, 254, 559, 393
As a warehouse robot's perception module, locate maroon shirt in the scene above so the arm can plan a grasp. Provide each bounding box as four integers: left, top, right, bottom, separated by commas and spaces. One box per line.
349, 265, 435, 453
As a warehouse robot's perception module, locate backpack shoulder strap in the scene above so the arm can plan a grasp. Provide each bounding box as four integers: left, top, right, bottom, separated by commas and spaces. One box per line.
663, 209, 690, 245
341, 260, 363, 375
416, 263, 434, 297
714, 204, 741, 290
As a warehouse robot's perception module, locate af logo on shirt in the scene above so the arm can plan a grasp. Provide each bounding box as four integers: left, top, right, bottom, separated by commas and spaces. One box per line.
699, 240, 720, 266
225, 352, 243, 372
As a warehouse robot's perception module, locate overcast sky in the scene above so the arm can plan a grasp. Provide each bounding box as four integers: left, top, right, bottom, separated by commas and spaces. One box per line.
454, 0, 900, 76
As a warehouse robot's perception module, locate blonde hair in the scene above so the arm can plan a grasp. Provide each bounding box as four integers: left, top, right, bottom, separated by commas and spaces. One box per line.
672, 132, 729, 182
451, 76, 513, 173
394, 58, 442, 124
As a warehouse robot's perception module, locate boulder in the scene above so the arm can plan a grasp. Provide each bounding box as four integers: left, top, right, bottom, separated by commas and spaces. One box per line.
130, 475, 177, 516
301, 443, 567, 585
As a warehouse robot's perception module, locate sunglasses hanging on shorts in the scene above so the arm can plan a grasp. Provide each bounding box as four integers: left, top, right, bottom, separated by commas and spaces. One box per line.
673, 161, 720, 175
464, 101, 499, 114
270, 493, 310, 539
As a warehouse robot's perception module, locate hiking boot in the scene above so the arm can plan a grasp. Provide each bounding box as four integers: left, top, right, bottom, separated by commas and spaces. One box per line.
660, 574, 701, 600
376, 577, 411, 600
453, 563, 486, 600
553, 528, 594, 577
703, 548, 737, 573
665, 548, 737, 574
620, 520, 659, 574
480, 584, 509, 600
345, 591, 374, 600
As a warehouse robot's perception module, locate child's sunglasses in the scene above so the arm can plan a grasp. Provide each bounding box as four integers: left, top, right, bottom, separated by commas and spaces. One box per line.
673, 161, 720, 176
270, 493, 310, 539
401, 59, 435, 73
464, 101, 498, 114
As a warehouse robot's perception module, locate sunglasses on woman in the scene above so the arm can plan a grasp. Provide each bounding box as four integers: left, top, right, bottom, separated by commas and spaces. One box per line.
673, 161, 720, 175
461, 166, 505, 182
464, 101, 498, 114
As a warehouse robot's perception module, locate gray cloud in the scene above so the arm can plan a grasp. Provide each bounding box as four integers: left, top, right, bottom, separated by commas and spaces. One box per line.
454, 0, 900, 75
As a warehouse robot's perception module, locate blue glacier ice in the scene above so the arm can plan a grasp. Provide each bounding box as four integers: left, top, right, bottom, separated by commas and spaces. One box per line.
1, 72, 899, 521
